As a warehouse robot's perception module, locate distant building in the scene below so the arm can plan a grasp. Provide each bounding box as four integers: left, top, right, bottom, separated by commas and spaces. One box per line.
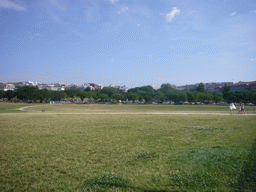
176, 82, 233, 92
150, 85, 159, 90
83, 83, 95, 90
0, 83, 15, 91
89, 83, 98, 90
97, 84, 104, 89
45, 85, 59, 91
67, 84, 80, 90
205, 82, 233, 92
216, 81, 256, 92
176, 84, 197, 91
228, 81, 256, 92
119, 85, 129, 92
250, 81, 256, 92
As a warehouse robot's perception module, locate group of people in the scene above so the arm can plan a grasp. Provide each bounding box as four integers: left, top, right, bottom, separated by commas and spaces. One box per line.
229, 102, 245, 114
238, 103, 245, 114
229, 103, 245, 114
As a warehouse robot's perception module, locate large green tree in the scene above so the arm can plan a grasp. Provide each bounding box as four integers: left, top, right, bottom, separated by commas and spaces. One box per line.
185, 91, 196, 102
127, 93, 139, 103
196, 83, 206, 93
234, 90, 252, 103
77, 91, 87, 102
65, 89, 80, 99
159, 83, 175, 94
5, 90, 15, 101
141, 92, 152, 103
204, 92, 213, 102
197, 92, 205, 103
101, 87, 119, 97
168, 92, 185, 104
15, 86, 39, 101
38, 89, 50, 102
50, 91, 67, 101
153, 91, 166, 103
111, 93, 124, 101
0, 90, 5, 99
213, 91, 223, 103
98, 93, 109, 102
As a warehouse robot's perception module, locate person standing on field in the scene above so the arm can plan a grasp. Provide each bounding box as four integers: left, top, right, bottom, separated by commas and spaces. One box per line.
229, 103, 236, 115
241, 103, 245, 114
238, 104, 242, 114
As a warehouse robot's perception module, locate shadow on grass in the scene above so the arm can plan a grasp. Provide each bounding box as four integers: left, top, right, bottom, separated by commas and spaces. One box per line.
170, 145, 249, 190
235, 139, 256, 191
83, 173, 132, 191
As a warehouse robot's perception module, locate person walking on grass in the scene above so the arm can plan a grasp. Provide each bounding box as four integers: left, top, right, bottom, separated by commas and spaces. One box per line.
229, 103, 236, 115
241, 103, 245, 114
238, 104, 242, 114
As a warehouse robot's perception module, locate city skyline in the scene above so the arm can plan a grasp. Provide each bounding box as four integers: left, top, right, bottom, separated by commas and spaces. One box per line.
1, 0, 256, 88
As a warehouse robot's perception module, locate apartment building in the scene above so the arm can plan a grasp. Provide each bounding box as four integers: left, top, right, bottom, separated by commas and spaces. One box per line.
0, 83, 15, 91
119, 85, 129, 92
229, 82, 250, 91
176, 82, 232, 92
250, 81, 256, 92
216, 81, 256, 92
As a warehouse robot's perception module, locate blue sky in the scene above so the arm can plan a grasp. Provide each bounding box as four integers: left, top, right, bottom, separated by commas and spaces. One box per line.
0, 0, 255, 88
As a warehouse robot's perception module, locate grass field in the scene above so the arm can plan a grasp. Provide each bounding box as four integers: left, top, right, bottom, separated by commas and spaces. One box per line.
0, 103, 255, 191
1, 102, 255, 114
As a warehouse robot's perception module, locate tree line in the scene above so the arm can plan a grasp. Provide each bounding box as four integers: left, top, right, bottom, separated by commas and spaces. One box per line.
0, 83, 255, 104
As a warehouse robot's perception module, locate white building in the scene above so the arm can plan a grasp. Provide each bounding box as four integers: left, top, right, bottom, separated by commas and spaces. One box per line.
0, 83, 15, 91
150, 85, 159, 90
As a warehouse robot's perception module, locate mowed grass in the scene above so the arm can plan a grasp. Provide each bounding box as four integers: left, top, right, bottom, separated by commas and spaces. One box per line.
0, 104, 255, 191
0, 103, 33, 113
3, 102, 256, 114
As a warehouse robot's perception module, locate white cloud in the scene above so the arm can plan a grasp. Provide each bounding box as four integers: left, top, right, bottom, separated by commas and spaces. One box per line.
117, 6, 128, 14
0, 0, 26, 11
166, 7, 180, 22
110, 0, 119, 4
251, 58, 255, 62
230, 12, 236, 16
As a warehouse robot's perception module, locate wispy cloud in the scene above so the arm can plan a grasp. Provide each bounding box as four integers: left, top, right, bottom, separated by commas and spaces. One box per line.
117, 6, 128, 14
0, 0, 26, 11
166, 7, 180, 22
230, 12, 236, 16
110, 0, 119, 4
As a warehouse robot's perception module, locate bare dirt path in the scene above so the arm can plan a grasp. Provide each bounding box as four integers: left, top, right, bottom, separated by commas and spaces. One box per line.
14, 104, 47, 111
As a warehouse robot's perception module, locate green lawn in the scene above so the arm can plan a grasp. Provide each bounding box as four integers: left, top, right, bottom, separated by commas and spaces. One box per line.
1, 102, 255, 114
0, 103, 255, 191
0, 102, 33, 113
